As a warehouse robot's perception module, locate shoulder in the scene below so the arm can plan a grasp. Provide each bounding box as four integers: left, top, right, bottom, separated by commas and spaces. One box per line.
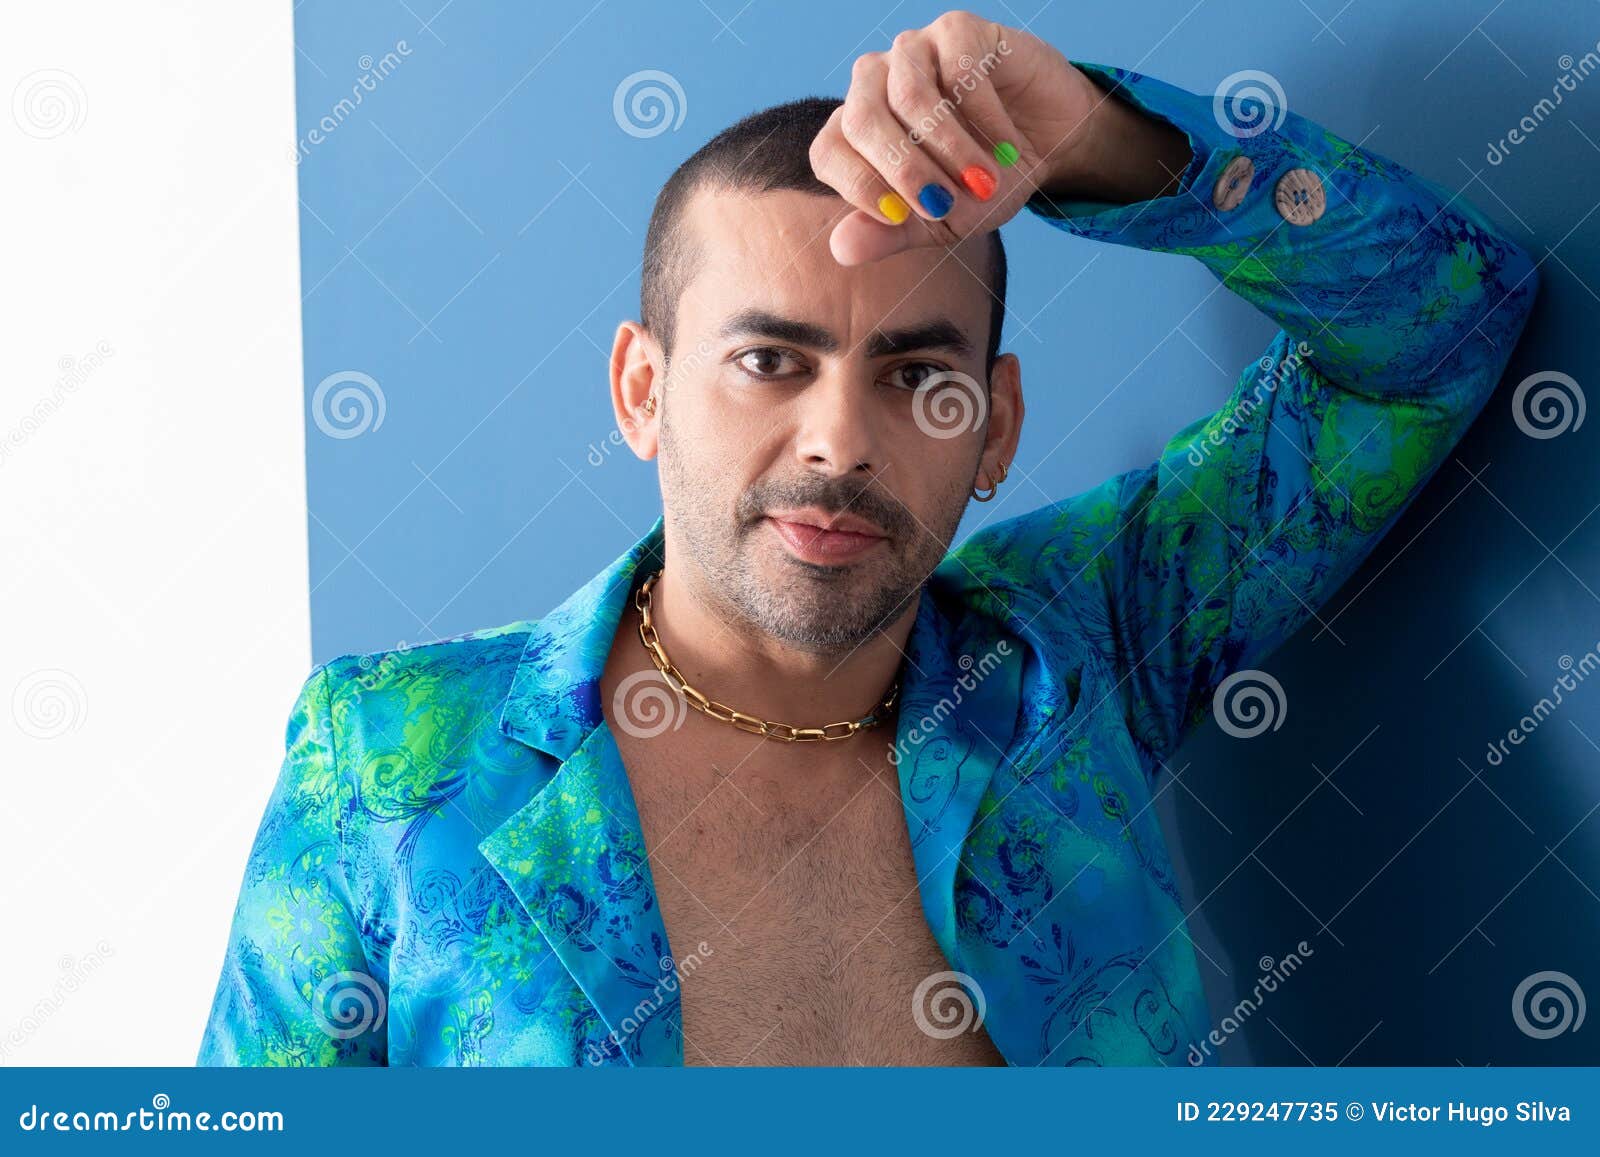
306, 619, 540, 757
318, 619, 535, 702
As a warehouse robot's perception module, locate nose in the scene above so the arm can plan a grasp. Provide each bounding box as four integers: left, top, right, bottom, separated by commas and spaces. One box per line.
791, 368, 884, 479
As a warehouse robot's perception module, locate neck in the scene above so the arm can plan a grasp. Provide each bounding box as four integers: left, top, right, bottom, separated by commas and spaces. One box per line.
643, 559, 915, 729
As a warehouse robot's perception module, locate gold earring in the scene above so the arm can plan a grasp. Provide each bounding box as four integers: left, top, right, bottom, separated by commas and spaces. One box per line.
972, 460, 1008, 502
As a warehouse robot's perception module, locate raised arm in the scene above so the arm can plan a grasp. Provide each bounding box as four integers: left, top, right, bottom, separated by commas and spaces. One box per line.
197, 665, 386, 1066
956, 61, 1540, 769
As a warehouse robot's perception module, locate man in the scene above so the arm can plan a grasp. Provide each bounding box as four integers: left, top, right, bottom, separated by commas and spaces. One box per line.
199, 12, 1537, 1067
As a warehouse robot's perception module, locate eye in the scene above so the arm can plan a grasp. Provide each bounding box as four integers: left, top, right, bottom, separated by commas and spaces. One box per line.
880, 361, 947, 391
733, 347, 807, 379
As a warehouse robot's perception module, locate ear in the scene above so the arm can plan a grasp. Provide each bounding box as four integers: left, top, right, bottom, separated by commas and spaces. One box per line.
610, 320, 663, 460
978, 352, 1023, 488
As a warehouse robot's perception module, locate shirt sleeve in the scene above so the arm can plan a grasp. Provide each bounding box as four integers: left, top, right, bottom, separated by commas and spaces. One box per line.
196, 664, 387, 1066
951, 61, 1540, 774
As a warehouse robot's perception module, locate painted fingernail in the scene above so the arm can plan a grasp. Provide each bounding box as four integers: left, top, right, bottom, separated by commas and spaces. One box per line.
877, 192, 911, 224
993, 140, 1020, 167
917, 182, 954, 218
961, 165, 997, 201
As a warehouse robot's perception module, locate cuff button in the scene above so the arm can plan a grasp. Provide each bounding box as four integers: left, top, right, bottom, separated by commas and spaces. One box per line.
1212, 155, 1255, 212
1274, 168, 1326, 225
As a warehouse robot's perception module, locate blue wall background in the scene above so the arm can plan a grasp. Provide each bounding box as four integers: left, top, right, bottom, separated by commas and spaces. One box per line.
293, 0, 1599, 1064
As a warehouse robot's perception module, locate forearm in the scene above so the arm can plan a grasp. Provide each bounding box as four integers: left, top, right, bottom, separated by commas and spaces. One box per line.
1038, 67, 1192, 205
1027, 63, 1540, 405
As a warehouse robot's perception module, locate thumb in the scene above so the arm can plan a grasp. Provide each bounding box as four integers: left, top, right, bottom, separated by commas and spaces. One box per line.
829, 208, 942, 266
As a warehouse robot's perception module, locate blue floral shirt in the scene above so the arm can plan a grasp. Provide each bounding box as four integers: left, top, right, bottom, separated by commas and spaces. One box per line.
199, 63, 1538, 1067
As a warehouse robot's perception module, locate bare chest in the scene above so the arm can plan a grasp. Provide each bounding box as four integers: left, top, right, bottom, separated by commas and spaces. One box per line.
614, 730, 1005, 1066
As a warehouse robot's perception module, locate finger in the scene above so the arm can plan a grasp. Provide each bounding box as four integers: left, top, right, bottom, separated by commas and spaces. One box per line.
829, 208, 920, 266
839, 52, 964, 226
927, 38, 1040, 206
810, 105, 916, 229
884, 31, 998, 207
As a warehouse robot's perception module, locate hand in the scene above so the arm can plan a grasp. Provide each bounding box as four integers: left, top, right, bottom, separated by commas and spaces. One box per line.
811, 10, 1190, 265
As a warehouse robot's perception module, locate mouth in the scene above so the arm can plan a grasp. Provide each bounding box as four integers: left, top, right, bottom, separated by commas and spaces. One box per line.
764, 508, 888, 565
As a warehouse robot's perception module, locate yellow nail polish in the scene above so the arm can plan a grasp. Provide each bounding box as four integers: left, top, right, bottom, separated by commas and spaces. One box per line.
878, 192, 911, 224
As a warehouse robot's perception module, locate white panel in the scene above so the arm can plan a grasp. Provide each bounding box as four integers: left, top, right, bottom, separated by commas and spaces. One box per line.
0, 3, 310, 1063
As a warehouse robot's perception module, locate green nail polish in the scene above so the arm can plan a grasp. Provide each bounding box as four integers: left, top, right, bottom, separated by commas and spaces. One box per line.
993, 140, 1019, 167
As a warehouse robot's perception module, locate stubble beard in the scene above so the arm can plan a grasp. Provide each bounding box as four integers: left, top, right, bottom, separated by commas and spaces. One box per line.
657, 409, 961, 655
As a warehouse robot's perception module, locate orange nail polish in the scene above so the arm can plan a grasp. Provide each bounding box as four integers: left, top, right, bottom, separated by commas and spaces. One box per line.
961, 165, 997, 201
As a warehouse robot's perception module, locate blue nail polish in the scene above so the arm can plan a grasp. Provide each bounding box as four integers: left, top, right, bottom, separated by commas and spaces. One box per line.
917, 183, 953, 219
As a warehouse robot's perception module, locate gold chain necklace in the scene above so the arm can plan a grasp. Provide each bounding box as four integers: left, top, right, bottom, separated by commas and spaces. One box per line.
633, 569, 899, 743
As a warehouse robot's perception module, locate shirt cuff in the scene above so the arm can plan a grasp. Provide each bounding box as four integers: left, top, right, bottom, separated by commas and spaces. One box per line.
1024, 60, 1297, 249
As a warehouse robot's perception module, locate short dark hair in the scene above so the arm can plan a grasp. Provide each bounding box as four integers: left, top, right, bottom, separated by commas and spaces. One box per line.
640, 96, 1008, 369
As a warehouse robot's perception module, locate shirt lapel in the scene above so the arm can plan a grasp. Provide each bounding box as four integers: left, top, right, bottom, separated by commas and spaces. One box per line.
478, 518, 684, 1066
894, 570, 1026, 1047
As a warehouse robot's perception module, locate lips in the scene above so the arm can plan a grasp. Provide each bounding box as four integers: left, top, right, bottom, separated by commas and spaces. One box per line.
765, 508, 887, 565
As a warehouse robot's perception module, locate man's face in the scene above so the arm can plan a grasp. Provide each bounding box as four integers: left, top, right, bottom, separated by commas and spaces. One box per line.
649, 186, 1013, 654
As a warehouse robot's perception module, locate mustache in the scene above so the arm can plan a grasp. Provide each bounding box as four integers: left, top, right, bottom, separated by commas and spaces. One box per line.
736, 474, 915, 539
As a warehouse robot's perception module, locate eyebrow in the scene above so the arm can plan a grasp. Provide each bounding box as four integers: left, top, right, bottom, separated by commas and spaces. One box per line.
718, 308, 972, 359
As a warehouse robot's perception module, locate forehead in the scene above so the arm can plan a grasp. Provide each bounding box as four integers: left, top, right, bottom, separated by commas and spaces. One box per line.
675, 185, 993, 338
